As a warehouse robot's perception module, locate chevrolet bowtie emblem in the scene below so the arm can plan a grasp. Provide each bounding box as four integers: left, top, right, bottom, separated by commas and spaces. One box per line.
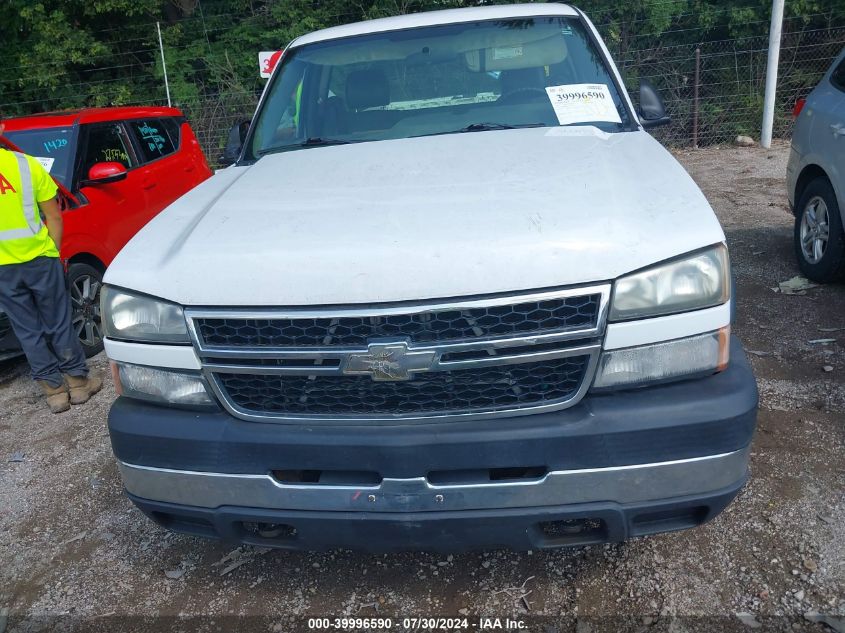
344, 342, 436, 381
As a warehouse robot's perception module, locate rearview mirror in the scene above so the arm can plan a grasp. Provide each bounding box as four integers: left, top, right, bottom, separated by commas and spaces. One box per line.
638, 80, 671, 129
220, 119, 251, 166
83, 162, 128, 186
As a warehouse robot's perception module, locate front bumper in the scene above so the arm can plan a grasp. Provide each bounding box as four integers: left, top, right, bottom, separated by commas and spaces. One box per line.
129, 480, 745, 552
108, 337, 758, 551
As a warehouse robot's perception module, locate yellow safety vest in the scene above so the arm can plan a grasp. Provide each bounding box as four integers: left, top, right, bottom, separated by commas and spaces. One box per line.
293, 80, 303, 127
0, 149, 59, 265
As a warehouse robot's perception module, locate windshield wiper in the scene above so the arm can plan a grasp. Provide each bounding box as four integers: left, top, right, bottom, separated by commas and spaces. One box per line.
461, 122, 526, 132
257, 137, 353, 156
417, 122, 546, 138
298, 137, 352, 147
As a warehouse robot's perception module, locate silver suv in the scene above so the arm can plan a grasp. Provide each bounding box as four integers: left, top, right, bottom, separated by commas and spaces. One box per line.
787, 47, 845, 282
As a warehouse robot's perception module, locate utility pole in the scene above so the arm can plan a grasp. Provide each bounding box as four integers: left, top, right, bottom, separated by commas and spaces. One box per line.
692, 47, 701, 148
157, 21, 172, 108
761, 0, 785, 148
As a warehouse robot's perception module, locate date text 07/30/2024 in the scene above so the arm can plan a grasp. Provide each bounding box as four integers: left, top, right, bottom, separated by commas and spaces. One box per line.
307, 617, 528, 630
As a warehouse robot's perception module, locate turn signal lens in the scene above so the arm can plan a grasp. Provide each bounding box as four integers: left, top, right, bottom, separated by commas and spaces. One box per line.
593, 327, 730, 390
717, 326, 730, 372
114, 362, 216, 408
109, 361, 123, 396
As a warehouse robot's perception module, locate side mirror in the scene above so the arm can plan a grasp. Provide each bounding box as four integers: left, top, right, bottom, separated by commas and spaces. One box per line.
82, 162, 128, 186
220, 119, 250, 165
638, 80, 671, 129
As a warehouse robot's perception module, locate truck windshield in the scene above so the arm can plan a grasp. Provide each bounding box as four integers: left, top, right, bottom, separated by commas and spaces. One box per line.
249, 16, 631, 158
4, 127, 76, 189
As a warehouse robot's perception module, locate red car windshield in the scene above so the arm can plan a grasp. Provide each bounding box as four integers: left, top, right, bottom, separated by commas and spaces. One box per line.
3, 126, 76, 188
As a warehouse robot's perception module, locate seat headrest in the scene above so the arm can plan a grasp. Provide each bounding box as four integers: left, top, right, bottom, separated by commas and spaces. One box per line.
500, 67, 546, 94
346, 69, 390, 110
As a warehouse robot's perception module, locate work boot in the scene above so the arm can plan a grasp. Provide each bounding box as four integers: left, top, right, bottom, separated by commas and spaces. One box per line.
64, 372, 104, 405
38, 381, 71, 414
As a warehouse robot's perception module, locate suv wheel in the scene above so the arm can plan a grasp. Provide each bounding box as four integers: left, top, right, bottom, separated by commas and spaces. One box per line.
68, 263, 104, 358
794, 177, 845, 283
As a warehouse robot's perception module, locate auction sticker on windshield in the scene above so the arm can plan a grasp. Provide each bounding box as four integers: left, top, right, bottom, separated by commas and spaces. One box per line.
34, 157, 55, 173
545, 83, 622, 125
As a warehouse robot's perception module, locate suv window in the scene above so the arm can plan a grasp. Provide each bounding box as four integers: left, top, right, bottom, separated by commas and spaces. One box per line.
831, 58, 845, 92
128, 119, 177, 162
4, 126, 76, 188
160, 117, 182, 148
81, 123, 135, 176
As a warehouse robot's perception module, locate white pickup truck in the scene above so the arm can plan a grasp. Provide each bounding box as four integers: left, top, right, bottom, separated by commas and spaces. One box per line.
103, 3, 758, 551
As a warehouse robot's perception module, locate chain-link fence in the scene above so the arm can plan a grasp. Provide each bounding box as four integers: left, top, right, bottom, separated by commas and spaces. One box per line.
611, 21, 845, 146
2, 13, 843, 156
176, 18, 844, 157
178, 91, 259, 162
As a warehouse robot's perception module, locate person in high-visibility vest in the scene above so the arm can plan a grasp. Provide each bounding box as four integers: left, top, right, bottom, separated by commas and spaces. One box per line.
275, 79, 304, 140
0, 118, 102, 413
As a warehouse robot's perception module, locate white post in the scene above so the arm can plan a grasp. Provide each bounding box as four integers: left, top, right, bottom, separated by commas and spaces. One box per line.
761, 0, 785, 148
157, 21, 172, 107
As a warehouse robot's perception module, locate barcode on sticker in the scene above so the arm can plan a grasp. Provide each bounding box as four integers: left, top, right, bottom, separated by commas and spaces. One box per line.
493, 46, 523, 60
545, 83, 622, 125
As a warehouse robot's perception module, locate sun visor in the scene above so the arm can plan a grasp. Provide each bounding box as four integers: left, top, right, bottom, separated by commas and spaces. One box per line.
302, 40, 410, 65
464, 34, 568, 72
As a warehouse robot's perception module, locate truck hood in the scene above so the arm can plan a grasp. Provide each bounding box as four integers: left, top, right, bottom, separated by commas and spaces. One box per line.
106, 127, 725, 306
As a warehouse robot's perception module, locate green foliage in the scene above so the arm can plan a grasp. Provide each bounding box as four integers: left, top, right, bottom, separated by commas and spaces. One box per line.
1, 0, 163, 110
1, 0, 843, 147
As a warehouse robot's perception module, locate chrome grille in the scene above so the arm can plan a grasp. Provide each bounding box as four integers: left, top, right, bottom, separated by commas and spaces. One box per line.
187, 285, 610, 423
217, 356, 590, 416
194, 294, 601, 348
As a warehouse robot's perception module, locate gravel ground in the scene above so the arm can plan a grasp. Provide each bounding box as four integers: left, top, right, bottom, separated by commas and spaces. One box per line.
0, 141, 843, 633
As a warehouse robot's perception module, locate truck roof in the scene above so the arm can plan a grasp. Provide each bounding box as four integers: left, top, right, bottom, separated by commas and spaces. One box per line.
292, 3, 579, 48
1, 105, 185, 131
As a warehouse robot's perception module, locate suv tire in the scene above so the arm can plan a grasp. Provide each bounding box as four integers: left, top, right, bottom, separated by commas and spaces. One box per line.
68, 262, 105, 358
794, 176, 845, 283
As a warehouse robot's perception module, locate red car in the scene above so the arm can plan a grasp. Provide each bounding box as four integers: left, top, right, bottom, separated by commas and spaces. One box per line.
0, 106, 212, 357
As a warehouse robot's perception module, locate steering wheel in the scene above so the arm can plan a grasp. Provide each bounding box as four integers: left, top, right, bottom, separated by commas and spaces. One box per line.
497, 87, 549, 105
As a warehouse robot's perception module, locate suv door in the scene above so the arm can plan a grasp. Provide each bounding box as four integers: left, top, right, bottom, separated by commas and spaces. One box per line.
75, 122, 144, 261
125, 118, 187, 218
808, 55, 845, 196
826, 56, 845, 204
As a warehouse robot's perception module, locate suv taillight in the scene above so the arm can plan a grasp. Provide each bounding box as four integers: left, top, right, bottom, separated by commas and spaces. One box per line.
792, 98, 806, 118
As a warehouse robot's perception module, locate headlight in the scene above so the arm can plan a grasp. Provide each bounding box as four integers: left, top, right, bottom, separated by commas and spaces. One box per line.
111, 362, 216, 408
610, 245, 730, 321
101, 286, 189, 343
592, 327, 730, 390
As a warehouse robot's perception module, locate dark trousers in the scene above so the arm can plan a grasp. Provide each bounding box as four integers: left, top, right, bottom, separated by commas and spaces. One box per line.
0, 256, 88, 387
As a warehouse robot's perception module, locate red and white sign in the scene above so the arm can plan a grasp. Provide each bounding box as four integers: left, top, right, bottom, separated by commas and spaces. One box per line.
259, 51, 283, 79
